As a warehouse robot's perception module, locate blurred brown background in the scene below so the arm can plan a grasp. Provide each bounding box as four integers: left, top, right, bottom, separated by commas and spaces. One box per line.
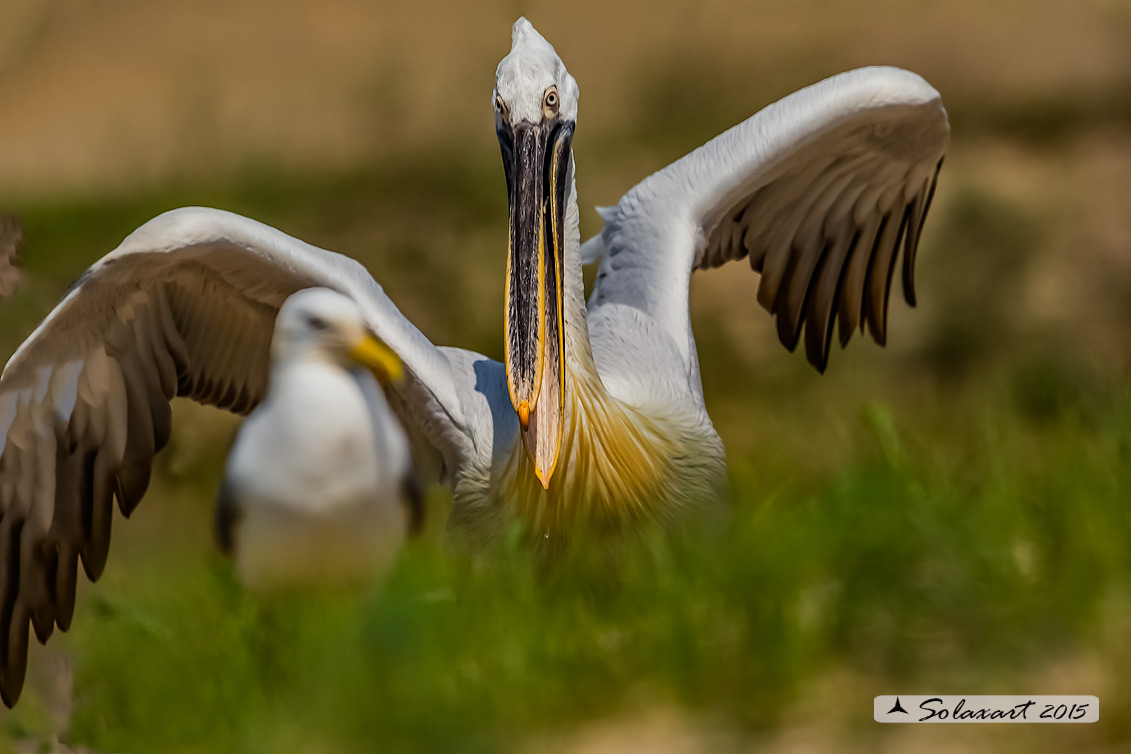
0, 0, 1128, 193
1, 0, 1128, 379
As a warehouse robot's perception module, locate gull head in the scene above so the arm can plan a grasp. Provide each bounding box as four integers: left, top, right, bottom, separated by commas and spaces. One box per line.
273, 288, 403, 384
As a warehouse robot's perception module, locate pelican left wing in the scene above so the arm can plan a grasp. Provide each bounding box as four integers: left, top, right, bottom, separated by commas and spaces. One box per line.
584, 66, 949, 373
0, 207, 461, 706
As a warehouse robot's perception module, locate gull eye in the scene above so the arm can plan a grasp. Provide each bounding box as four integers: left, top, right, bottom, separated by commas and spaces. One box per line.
306, 315, 328, 332
543, 88, 559, 112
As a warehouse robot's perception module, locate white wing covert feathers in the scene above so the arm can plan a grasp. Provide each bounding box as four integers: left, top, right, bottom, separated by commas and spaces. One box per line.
585, 67, 950, 373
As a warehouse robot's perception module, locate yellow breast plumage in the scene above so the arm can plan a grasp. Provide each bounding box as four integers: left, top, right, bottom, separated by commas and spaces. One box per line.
496, 366, 726, 537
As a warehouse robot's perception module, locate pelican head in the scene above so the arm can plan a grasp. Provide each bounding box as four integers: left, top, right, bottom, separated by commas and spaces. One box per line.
494, 17, 578, 487
273, 288, 403, 384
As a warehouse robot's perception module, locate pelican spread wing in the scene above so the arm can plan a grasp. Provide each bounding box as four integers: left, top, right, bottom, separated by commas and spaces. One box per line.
584, 66, 950, 372
0, 207, 457, 704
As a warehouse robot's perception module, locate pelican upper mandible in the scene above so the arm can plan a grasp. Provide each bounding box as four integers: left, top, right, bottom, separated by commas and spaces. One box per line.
0, 17, 948, 704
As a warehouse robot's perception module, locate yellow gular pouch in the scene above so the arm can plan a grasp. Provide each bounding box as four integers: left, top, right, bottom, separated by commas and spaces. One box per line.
499, 367, 721, 539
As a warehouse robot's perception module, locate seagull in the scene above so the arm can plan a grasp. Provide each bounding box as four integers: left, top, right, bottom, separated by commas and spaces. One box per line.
0, 17, 948, 704
214, 288, 421, 592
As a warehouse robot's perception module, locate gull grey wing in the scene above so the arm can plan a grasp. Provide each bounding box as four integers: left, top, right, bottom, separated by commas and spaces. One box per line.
214, 476, 241, 558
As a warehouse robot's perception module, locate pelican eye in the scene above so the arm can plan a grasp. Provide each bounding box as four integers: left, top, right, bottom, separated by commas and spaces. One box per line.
306, 315, 328, 332
543, 87, 559, 113
495, 95, 507, 115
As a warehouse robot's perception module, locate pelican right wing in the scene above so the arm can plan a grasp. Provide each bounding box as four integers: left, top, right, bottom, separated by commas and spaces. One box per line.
0, 207, 462, 705
584, 66, 949, 374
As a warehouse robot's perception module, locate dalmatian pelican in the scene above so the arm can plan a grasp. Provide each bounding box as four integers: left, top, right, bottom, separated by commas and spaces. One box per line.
0, 17, 948, 703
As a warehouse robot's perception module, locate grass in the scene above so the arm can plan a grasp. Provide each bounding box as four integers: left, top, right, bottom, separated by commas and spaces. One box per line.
1, 83, 1130, 754
0, 371, 1124, 753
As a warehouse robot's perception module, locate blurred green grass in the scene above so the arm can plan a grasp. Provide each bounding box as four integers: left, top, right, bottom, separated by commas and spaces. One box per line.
0, 151, 1129, 752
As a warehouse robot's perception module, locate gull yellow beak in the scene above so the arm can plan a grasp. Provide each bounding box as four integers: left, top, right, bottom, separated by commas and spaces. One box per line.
348, 333, 404, 385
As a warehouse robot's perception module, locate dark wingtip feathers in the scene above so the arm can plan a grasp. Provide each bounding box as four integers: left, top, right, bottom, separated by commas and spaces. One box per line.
902, 159, 944, 309
401, 474, 427, 537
